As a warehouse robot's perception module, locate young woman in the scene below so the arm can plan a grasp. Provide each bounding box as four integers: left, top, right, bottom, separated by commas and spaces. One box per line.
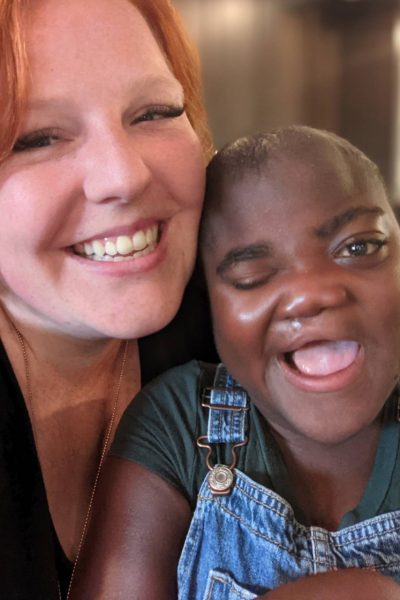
72, 127, 400, 599
0, 0, 215, 597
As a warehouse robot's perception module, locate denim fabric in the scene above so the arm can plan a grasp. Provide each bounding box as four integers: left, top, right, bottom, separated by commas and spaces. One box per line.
204, 363, 249, 445
178, 469, 400, 599
177, 365, 400, 600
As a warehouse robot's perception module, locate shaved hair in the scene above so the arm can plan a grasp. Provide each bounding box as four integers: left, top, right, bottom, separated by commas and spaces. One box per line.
200, 125, 387, 248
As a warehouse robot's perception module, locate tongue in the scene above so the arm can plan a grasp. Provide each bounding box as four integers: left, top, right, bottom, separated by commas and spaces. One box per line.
292, 341, 359, 376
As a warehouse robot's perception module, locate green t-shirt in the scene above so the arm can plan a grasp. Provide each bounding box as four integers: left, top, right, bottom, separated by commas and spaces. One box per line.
111, 360, 400, 529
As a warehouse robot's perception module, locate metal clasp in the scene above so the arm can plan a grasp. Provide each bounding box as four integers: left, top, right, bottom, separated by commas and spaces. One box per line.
196, 435, 247, 495
201, 387, 250, 412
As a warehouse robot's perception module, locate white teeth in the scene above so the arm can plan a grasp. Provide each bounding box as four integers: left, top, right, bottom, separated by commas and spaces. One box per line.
89, 243, 157, 262
132, 230, 147, 251
146, 225, 158, 245
84, 242, 93, 256
74, 225, 159, 260
116, 235, 134, 256
137, 243, 156, 257
105, 240, 117, 256
92, 240, 105, 257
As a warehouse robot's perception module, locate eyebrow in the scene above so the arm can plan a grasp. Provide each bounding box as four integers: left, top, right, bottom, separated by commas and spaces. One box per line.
129, 74, 184, 99
314, 205, 385, 238
25, 76, 184, 112
217, 244, 272, 276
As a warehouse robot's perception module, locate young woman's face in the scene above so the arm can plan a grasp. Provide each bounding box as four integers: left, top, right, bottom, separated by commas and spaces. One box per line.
0, 0, 205, 339
203, 154, 400, 446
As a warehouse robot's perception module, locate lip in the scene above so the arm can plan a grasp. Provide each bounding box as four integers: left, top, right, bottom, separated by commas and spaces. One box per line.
277, 342, 365, 393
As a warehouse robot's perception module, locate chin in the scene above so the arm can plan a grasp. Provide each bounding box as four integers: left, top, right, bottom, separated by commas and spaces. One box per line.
104, 295, 184, 340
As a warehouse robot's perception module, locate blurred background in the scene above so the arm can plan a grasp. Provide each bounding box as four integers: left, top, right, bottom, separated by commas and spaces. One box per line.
174, 0, 400, 204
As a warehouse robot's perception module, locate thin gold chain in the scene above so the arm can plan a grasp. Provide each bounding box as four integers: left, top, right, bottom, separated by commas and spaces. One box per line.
10, 322, 129, 600
67, 337, 129, 599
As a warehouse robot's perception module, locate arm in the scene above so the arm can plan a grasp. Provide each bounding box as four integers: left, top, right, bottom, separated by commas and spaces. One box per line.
70, 456, 192, 600
259, 569, 400, 600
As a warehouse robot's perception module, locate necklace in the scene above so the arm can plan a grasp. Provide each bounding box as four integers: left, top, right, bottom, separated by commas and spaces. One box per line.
10, 322, 129, 600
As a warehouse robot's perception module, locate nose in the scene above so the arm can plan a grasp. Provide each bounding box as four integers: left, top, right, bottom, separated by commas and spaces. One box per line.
278, 269, 350, 322
80, 125, 151, 204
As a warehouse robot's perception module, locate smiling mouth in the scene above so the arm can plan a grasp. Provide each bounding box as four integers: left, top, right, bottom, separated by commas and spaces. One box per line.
72, 224, 159, 262
284, 340, 360, 377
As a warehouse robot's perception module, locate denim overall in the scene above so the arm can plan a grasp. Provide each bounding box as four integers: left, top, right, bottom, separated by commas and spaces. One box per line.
177, 364, 400, 600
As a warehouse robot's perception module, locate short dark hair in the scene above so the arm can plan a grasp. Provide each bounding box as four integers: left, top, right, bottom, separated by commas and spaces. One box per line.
200, 126, 386, 247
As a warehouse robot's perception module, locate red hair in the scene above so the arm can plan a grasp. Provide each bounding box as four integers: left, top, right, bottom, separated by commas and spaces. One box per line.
131, 0, 212, 159
0, 0, 213, 162
0, 0, 28, 162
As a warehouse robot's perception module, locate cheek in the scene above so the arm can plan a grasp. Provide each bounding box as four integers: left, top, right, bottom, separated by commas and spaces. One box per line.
0, 168, 71, 249
182, 133, 206, 189
149, 124, 206, 210
373, 297, 400, 376
160, 133, 205, 264
210, 288, 273, 362
370, 272, 400, 344
0, 272, 45, 309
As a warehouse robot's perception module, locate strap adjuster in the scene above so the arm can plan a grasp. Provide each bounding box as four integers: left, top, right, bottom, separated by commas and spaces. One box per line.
201, 387, 249, 412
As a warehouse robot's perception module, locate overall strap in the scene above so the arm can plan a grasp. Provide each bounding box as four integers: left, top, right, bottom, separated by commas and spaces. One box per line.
197, 364, 249, 495
202, 363, 249, 444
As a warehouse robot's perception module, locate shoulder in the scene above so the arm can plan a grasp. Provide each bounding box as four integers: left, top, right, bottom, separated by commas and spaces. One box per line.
142, 359, 216, 398
113, 360, 218, 449
111, 361, 219, 504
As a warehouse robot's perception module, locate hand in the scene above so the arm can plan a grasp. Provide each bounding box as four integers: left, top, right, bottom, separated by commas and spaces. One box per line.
258, 569, 400, 600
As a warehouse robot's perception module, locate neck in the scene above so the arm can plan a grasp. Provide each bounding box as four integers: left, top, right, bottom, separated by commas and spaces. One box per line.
0, 302, 128, 368
270, 419, 382, 529
0, 296, 135, 375
0, 304, 141, 561
0, 306, 140, 416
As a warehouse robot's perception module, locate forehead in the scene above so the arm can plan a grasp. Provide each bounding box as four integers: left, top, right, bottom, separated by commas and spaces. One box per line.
25, 0, 176, 102
203, 152, 391, 256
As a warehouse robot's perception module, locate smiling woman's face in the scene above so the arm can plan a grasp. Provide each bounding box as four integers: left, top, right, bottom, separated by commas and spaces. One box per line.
202, 147, 400, 446
0, 0, 205, 339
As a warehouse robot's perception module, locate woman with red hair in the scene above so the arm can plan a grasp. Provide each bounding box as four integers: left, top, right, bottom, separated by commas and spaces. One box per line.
0, 1, 215, 597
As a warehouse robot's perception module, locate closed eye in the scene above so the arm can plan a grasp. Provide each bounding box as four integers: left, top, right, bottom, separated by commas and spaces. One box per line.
231, 275, 274, 290
221, 262, 277, 290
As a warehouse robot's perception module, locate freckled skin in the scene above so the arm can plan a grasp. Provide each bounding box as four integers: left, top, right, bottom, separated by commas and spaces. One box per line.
201, 149, 400, 448
0, 0, 205, 341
